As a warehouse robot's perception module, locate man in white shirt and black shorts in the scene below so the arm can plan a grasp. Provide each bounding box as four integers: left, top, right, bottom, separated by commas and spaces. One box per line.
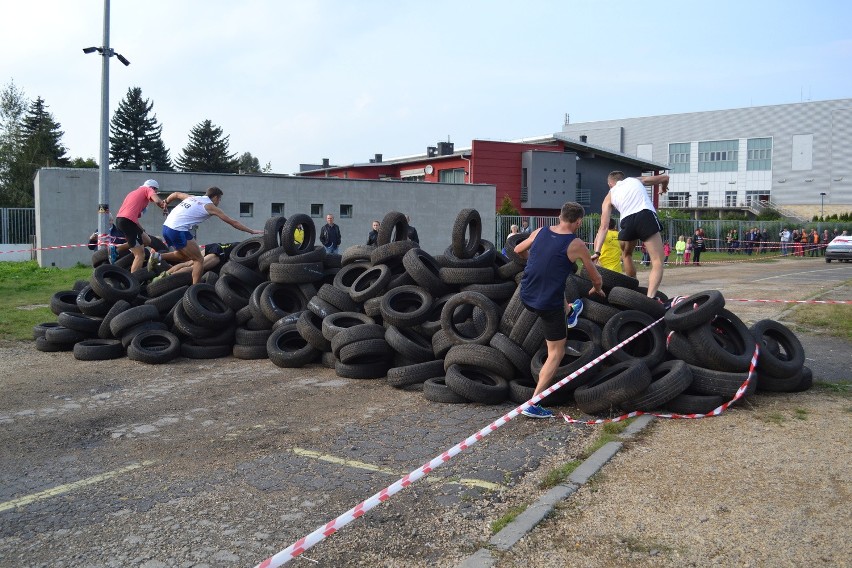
592, 171, 669, 298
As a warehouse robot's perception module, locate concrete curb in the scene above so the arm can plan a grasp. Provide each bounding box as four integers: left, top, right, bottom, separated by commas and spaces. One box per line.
457, 414, 656, 568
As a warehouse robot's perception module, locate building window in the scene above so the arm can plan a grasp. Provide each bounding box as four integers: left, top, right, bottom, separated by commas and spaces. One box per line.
669, 142, 691, 174
745, 190, 770, 206
725, 191, 738, 207
310, 204, 323, 218
697, 192, 709, 207
747, 137, 772, 171
239, 202, 254, 217
698, 140, 738, 172
438, 168, 465, 184
340, 204, 353, 219
576, 172, 582, 189
271, 202, 285, 216
667, 192, 690, 207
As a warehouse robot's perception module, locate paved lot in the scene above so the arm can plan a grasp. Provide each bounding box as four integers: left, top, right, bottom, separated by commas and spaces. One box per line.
0, 257, 850, 567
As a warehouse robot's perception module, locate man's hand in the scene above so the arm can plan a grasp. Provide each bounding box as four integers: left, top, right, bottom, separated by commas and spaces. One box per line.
588, 284, 605, 297
251, 229, 264, 235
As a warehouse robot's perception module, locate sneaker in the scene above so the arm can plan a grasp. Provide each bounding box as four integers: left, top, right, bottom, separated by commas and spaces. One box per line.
147, 251, 161, 272
565, 299, 583, 328
522, 404, 554, 419
151, 271, 169, 283
108, 245, 118, 264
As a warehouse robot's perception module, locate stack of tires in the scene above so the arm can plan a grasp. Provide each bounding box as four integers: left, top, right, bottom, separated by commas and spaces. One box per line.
34, 207, 811, 417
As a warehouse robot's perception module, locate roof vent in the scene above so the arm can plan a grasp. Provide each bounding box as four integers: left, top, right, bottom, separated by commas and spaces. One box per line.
427, 146, 438, 157
375, 153, 382, 163
580, 135, 587, 143
322, 158, 330, 168
437, 142, 454, 156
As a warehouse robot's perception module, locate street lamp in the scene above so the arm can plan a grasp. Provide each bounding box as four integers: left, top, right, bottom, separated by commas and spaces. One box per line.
83, 0, 130, 248
820, 192, 826, 220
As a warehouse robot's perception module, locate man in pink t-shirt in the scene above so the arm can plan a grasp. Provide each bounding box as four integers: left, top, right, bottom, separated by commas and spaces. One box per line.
114, 179, 168, 273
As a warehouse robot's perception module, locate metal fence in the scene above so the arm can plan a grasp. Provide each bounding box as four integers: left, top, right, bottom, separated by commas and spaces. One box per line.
1, 208, 35, 245
496, 214, 852, 252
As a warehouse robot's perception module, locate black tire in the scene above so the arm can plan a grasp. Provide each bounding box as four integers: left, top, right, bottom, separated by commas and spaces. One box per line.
180, 341, 232, 359
386, 360, 445, 388
57, 311, 103, 334
334, 356, 392, 379
666, 329, 707, 367
439, 266, 494, 285
403, 248, 450, 297
258, 246, 286, 273
443, 343, 513, 379
316, 282, 360, 313
331, 323, 386, 358
50, 290, 80, 315
566, 318, 603, 347
423, 376, 468, 403
281, 213, 316, 255
32, 322, 61, 340
333, 262, 371, 294
321, 311, 375, 342
757, 368, 809, 393
664, 290, 725, 331
749, 319, 805, 379
620, 360, 693, 411
602, 310, 667, 369
127, 330, 181, 364
171, 302, 221, 338
431, 329, 454, 358
260, 283, 310, 323
90, 264, 141, 303
232, 343, 269, 360
489, 332, 533, 380
607, 286, 665, 319
269, 261, 325, 284
791, 366, 813, 393
267, 323, 321, 368
574, 360, 652, 415
384, 325, 435, 363
145, 271, 193, 298
445, 364, 509, 404
182, 283, 235, 327
686, 309, 755, 372
341, 244, 374, 266
144, 285, 188, 316
296, 309, 331, 351
235, 326, 273, 346
76, 285, 111, 317
380, 285, 433, 328
687, 364, 757, 399
580, 297, 621, 326
214, 273, 254, 311
263, 215, 287, 250
34, 336, 74, 352
338, 337, 391, 364
451, 208, 483, 259
377, 211, 409, 245
440, 290, 499, 345
120, 321, 169, 348
349, 264, 393, 303
109, 304, 160, 337
228, 236, 266, 269
503, 233, 529, 265
529, 341, 603, 398
462, 280, 516, 302
580, 265, 639, 292
664, 393, 725, 414
191, 324, 237, 346
44, 325, 92, 345
508, 378, 536, 404
220, 260, 266, 288
73, 339, 125, 361
370, 240, 418, 267
442, 240, 496, 269
277, 245, 327, 265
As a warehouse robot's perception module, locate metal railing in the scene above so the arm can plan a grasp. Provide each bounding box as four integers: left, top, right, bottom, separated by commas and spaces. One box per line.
1, 208, 35, 245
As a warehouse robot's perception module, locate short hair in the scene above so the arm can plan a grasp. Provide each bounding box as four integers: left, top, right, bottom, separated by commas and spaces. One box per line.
206, 186, 223, 199
510, 224, 519, 232
608, 218, 617, 230
559, 202, 585, 223
608, 171, 626, 183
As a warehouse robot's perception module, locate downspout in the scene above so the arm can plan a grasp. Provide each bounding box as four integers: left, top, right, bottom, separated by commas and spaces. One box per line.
461, 155, 472, 184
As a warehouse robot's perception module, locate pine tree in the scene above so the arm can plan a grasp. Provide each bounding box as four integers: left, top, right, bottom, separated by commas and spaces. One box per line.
175, 119, 239, 173
109, 87, 173, 171
3, 96, 69, 207
238, 152, 261, 173
0, 80, 28, 207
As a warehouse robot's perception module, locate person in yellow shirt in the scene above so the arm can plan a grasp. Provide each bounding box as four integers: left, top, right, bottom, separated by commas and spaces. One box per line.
597, 218, 622, 272
674, 235, 686, 265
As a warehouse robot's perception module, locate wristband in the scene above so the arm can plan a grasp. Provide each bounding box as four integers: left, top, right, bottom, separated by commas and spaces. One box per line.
593, 251, 601, 256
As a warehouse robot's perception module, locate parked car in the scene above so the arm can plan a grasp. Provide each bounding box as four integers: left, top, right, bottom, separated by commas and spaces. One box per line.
825, 235, 852, 262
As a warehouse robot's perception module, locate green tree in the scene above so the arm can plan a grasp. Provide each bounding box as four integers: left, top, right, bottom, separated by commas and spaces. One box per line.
109, 87, 172, 171
0, 80, 28, 206
175, 119, 238, 173
4, 96, 69, 207
69, 157, 98, 168
238, 151, 261, 173
497, 194, 519, 215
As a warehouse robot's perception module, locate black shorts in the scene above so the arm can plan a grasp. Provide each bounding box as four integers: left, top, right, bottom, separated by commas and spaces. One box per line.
522, 302, 566, 342
618, 209, 662, 243
115, 217, 145, 247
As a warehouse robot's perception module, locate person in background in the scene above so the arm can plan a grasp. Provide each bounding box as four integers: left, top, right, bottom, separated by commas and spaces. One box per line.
597, 218, 622, 273
779, 227, 790, 256
663, 240, 671, 266
320, 214, 342, 254
519, 219, 531, 234
294, 224, 304, 246
367, 220, 380, 246
821, 229, 830, 256
502, 224, 520, 256
684, 237, 693, 264
674, 235, 686, 265
512, 201, 604, 419
692, 228, 704, 266
114, 179, 168, 272
406, 215, 419, 244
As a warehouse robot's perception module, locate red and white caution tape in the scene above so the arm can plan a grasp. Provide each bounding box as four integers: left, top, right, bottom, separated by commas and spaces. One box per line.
562, 342, 759, 424
728, 298, 852, 305
0, 242, 95, 254
254, 313, 665, 567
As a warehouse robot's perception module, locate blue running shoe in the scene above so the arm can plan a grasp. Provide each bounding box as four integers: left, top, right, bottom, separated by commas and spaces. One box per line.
108, 244, 118, 264
522, 404, 554, 419
566, 299, 583, 328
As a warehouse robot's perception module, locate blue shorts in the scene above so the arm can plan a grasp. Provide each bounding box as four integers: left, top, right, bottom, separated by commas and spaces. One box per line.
163, 226, 194, 250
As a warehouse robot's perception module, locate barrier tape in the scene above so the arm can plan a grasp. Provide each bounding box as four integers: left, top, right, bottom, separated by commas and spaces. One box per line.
0, 242, 95, 254
253, 310, 666, 567
561, 342, 759, 424
728, 298, 852, 305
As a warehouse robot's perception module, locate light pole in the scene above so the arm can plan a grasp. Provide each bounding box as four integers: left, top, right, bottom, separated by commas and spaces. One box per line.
820, 192, 826, 220
83, 0, 130, 248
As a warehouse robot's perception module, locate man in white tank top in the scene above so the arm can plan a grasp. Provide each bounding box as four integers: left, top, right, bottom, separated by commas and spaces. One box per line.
154, 186, 263, 284
592, 171, 669, 298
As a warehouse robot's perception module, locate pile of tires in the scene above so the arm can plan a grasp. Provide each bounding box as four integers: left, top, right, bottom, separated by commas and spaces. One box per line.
34, 208, 810, 415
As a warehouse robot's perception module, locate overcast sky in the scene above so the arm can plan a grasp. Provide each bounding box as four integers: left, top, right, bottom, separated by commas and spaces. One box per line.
2, 0, 850, 174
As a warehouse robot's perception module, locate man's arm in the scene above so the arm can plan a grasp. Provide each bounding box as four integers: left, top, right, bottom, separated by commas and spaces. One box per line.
569, 239, 604, 296
639, 173, 670, 194
593, 193, 613, 258
511, 227, 541, 259
204, 204, 264, 235
163, 191, 191, 206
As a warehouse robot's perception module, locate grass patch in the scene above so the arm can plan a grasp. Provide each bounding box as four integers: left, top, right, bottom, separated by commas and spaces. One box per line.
579, 418, 633, 460
812, 381, 851, 397
490, 504, 527, 534
761, 411, 785, 425
793, 408, 809, 420
789, 303, 852, 341
621, 535, 673, 555
0, 261, 93, 341
539, 460, 582, 490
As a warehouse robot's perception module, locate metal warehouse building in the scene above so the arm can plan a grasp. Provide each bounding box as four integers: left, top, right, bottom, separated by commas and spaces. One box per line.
560, 98, 851, 218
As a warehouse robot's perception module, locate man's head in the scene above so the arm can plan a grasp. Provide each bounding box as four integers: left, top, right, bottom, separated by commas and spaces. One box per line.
559, 202, 585, 224
143, 179, 159, 189
607, 171, 626, 188
206, 186, 223, 205
326, 214, 334, 225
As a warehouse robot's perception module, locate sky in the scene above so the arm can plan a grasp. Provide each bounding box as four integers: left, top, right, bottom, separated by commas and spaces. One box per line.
2, 0, 851, 174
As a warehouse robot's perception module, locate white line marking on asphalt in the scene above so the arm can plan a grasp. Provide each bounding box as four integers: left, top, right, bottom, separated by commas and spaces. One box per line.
0, 460, 156, 513
291, 448, 502, 490
753, 266, 852, 282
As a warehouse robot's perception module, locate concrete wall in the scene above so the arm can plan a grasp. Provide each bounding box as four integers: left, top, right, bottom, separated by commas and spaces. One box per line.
34, 168, 496, 268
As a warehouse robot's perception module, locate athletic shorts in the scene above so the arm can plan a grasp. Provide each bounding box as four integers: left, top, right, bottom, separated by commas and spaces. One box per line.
522, 301, 566, 342
115, 217, 145, 247
162, 226, 194, 250
618, 209, 662, 243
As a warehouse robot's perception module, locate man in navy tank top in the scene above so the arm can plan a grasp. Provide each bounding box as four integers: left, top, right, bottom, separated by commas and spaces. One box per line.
513, 202, 604, 418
